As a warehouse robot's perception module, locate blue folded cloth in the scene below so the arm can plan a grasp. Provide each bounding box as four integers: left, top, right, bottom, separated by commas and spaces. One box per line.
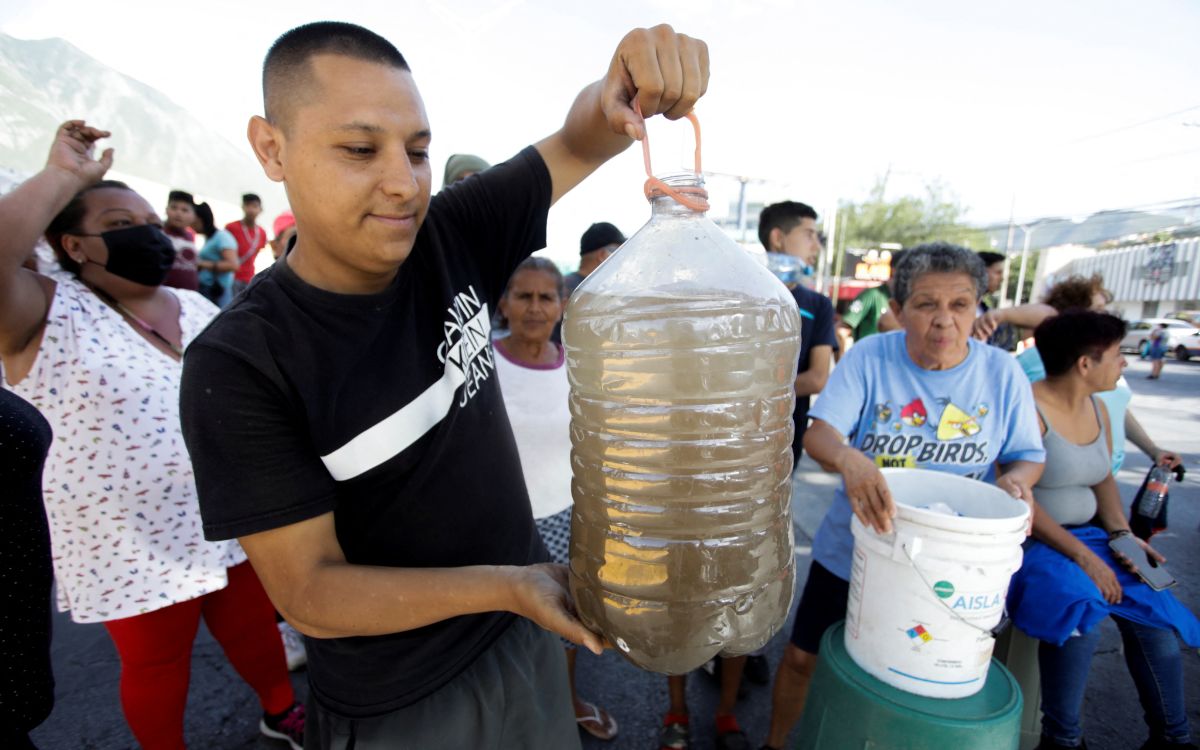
1008, 525, 1200, 646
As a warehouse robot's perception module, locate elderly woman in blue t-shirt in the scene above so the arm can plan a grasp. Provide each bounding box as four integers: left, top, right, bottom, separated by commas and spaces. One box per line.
762, 242, 1046, 750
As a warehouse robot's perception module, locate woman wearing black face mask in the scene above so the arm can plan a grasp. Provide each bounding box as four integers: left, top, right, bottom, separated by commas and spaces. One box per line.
0, 121, 305, 750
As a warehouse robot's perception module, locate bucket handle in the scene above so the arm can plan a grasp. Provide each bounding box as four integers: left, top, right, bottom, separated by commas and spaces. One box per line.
899, 541, 1010, 640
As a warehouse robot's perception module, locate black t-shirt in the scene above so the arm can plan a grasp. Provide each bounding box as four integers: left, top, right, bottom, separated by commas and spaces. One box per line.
179, 147, 552, 718
790, 284, 838, 456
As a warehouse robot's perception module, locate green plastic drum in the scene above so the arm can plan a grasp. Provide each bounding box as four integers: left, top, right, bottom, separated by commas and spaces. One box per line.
796, 622, 1023, 750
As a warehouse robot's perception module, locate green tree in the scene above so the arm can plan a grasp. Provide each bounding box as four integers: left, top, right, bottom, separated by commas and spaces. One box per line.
838, 174, 989, 250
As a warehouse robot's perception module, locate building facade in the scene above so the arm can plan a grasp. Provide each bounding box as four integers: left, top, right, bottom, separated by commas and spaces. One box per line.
1042, 238, 1200, 320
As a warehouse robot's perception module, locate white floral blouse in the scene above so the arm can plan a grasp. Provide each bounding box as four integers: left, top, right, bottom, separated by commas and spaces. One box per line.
7, 275, 245, 624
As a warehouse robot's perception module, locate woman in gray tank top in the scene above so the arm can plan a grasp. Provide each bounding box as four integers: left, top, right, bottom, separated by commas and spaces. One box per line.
1009, 310, 1197, 750
1031, 396, 1110, 528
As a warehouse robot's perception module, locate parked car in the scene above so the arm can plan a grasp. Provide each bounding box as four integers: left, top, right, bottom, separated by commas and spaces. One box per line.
1120, 318, 1200, 361
1167, 310, 1200, 327
1180, 332, 1200, 361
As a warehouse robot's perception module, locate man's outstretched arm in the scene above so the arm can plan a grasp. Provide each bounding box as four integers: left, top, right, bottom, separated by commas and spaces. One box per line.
238, 512, 603, 653
180, 346, 604, 654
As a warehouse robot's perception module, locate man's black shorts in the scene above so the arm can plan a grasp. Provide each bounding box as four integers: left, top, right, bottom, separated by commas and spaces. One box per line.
789, 560, 850, 654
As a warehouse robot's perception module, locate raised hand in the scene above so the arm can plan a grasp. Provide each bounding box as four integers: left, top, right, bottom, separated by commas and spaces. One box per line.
600, 24, 709, 141
46, 120, 114, 188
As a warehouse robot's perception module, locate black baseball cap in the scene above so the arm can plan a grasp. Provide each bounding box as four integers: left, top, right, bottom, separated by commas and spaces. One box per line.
580, 222, 625, 256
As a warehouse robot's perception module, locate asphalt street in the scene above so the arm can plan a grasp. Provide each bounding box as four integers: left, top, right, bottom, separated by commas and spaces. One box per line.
29, 355, 1200, 750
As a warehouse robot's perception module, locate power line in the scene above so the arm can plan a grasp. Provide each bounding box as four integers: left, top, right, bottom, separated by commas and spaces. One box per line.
1116, 146, 1200, 166
1063, 103, 1200, 146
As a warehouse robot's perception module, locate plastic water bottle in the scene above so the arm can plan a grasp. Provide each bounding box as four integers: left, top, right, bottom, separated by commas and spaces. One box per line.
1134, 464, 1171, 519
765, 253, 803, 286
564, 120, 801, 674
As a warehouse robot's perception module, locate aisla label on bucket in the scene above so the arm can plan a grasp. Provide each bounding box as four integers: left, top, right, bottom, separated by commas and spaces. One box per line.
931, 580, 1006, 616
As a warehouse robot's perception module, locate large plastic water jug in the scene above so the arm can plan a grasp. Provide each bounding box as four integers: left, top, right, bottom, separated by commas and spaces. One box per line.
564, 113, 801, 674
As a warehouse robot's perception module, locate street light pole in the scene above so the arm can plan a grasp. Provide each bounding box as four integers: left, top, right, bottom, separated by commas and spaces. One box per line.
1001, 194, 1015, 308
819, 202, 839, 295
1014, 225, 1036, 307
734, 177, 749, 242
831, 213, 845, 303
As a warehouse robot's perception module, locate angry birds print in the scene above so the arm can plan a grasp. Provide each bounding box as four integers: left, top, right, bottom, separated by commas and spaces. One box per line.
900, 398, 928, 428
936, 403, 982, 441
875, 403, 893, 424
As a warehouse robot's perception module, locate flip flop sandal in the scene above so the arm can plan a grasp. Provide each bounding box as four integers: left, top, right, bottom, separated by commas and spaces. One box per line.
575, 701, 619, 741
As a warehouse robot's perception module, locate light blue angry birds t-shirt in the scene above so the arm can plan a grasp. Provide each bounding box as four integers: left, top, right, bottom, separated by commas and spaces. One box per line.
809, 331, 1045, 580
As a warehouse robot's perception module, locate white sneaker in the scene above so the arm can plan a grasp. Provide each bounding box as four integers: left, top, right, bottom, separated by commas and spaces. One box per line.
278, 621, 307, 671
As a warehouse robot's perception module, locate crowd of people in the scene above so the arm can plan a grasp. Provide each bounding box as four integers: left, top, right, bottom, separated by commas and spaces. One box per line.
0, 18, 1196, 750
150, 188, 291, 308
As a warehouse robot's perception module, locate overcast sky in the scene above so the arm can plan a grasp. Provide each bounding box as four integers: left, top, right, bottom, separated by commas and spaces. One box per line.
3, 0, 1198, 264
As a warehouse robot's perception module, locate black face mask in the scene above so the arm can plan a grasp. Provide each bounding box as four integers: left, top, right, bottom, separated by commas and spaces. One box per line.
76, 225, 177, 287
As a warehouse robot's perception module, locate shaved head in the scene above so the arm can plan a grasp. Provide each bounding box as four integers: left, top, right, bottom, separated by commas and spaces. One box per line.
263, 21, 410, 129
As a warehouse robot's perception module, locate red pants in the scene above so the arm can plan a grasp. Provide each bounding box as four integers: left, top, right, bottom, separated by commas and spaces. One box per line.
103, 561, 294, 750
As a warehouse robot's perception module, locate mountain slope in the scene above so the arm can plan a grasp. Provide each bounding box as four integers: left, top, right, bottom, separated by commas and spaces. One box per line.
0, 33, 273, 201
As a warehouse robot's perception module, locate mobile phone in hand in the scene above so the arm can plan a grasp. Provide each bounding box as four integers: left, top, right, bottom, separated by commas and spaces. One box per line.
1108, 533, 1176, 591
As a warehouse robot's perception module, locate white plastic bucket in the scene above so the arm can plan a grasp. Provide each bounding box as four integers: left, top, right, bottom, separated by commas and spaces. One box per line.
844, 468, 1030, 699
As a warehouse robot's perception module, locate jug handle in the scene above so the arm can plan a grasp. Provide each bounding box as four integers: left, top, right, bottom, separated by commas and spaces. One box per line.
633, 99, 711, 212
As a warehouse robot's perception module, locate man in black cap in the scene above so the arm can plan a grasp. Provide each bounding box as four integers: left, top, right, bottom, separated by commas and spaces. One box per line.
566, 221, 624, 296
554, 222, 625, 343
